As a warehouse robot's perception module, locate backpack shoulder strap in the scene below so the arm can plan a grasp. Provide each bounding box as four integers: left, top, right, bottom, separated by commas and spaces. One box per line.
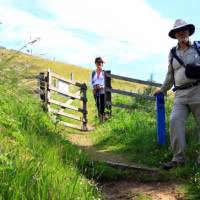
170, 47, 176, 65
170, 47, 179, 89
170, 46, 185, 66
194, 41, 200, 56
92, 70, 96, 79
91, 70, 96, 85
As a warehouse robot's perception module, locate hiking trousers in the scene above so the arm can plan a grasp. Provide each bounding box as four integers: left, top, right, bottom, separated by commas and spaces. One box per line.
170, 85, 200, 163
94, 93, 105, 117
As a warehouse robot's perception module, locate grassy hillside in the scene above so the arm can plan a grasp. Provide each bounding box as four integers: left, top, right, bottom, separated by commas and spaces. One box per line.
0, 48, 91, 82
0, 49, 104, 199
0, 48, 150, 89
0, 48, 151, 199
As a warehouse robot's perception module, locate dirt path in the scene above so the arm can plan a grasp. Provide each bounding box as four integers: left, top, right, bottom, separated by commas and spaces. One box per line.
101, 181, 183, 200
68, 132, 130, 164
67, 132, 185, 200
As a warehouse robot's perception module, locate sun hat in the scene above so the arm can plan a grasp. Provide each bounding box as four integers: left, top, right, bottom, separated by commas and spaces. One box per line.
168, 19, 195, 39
95, 57, 105, 64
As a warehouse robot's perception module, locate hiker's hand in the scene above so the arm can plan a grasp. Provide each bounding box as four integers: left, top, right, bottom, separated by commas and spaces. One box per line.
153, 87, 161, 96
96, 85, 101, 90
93, 89, 97, 95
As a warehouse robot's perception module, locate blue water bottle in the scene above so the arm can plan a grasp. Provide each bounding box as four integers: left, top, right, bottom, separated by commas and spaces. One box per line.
156, 93, 166, 145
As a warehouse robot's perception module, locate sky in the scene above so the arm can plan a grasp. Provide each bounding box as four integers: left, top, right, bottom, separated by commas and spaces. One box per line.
0, 0, 200, 83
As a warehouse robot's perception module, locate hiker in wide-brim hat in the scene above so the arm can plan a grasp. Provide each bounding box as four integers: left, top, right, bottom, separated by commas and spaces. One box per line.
154, 19, 200, 170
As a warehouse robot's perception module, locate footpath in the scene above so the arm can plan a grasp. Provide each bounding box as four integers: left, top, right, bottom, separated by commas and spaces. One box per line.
67, 131, 185, 200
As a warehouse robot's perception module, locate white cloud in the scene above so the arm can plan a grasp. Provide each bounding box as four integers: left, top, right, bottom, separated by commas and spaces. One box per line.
39, 0, 175, 53
0, 0, 176, 78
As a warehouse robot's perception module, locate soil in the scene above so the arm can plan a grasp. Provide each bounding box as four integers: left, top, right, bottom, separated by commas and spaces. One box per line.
67, 131, 185, 200
101, 181, 184, 200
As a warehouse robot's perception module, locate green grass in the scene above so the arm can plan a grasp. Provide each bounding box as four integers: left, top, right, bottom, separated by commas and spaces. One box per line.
0, 48, 151, 199
0, 59, 103, 199
89, 90, 200, 199
135, 194, 152, 200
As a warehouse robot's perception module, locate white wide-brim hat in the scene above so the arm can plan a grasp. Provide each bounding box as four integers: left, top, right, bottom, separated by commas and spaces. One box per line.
168, 19, 195, 39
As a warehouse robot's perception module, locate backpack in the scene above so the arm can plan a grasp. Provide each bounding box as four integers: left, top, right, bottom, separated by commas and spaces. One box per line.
194, 41, 200, 55
170, 41, 200, 80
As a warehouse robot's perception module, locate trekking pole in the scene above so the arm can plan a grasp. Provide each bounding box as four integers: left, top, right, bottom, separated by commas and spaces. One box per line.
94, 88, 99, 119
97, 89, 101, 121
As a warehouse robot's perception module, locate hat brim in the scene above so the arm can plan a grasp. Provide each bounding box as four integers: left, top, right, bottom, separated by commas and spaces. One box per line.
168, 24, 195, 39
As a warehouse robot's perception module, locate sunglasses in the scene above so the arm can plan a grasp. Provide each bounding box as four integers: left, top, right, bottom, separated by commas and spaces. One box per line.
176, 27, 189, 32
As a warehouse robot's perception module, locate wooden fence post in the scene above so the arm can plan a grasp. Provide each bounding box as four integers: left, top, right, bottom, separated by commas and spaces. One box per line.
47, 68, 51, 112
38, 72, 48, 111
39, 72, 45, 101
105, 70, 112, 116
81, 83, 87, 131
70, 72, 74, 81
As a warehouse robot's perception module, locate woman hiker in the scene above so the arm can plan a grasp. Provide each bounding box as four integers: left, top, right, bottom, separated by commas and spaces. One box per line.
91, 57, 106, 122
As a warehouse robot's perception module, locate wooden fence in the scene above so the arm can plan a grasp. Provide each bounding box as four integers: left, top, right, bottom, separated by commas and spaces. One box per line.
38, 69, 87, 131
104, 70, 162, 110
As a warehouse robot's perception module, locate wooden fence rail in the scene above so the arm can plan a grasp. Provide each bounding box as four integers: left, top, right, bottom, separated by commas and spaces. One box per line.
104, 70, 162, 111
38, 68, 87, 131
106, 73, 162, 87
104, 71, 167, 145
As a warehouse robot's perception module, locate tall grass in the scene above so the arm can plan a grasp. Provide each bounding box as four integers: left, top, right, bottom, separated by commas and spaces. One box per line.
0, 61, 102, 199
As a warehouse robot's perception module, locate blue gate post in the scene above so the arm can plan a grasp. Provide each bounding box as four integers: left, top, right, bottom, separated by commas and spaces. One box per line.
156, 93, 166, 145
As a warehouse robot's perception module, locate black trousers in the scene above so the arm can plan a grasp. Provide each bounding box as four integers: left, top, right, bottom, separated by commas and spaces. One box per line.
94, 93, 105, 116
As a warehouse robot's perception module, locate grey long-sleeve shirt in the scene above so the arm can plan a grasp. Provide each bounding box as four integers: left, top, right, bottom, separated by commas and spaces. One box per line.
160, 42, 200, 93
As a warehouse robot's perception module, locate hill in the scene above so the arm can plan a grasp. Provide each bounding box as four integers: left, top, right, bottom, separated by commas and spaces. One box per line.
0, 47, 151, 92
0, 48, 91, 82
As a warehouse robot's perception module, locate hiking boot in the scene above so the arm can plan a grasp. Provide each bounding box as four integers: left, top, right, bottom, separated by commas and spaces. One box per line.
162, 161, 184, 170
99, 115, 105, 123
